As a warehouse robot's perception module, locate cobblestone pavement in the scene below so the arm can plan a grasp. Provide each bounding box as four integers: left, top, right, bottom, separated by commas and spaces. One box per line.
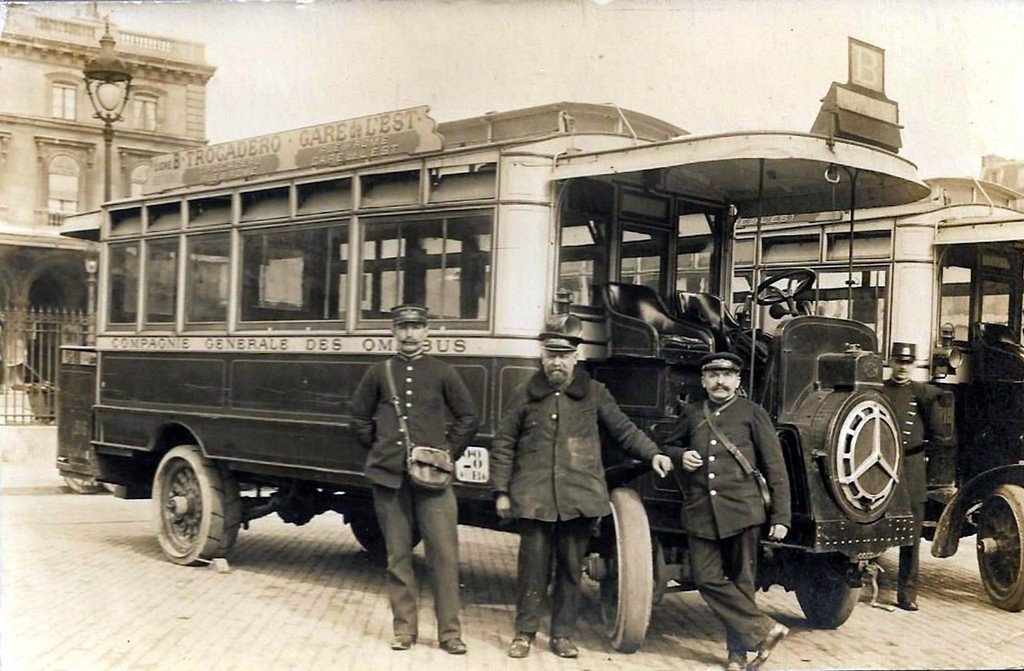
2, 469, 1022, 671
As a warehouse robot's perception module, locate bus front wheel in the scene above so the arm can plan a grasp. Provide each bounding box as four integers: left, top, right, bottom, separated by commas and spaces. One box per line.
598, 487, 653, 653
153, 445, 241, 566
977, 484, 1024, 612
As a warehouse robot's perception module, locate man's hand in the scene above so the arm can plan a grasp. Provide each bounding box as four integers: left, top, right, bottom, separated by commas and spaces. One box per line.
495, 493, 512, 519
651, 454, 673, 478
681, 449, 704, 472
767, 524, 788, 541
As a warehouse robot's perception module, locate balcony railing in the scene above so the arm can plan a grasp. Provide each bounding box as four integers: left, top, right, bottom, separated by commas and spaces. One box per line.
2, 9, 208, 64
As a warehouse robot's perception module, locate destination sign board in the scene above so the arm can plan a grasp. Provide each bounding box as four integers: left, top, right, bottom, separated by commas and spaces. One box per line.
144, 106, 444, 194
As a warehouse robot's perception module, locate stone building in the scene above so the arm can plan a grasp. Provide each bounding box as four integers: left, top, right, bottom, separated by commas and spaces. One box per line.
0, 5, 214, 312
981, 154, 1024, 200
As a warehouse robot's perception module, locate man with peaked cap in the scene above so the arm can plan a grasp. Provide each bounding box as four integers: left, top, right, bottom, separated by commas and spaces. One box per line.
663, 352, 790, 671
350, 304, 480, 654
490, 324, 673, 659
883, 341, 954, 611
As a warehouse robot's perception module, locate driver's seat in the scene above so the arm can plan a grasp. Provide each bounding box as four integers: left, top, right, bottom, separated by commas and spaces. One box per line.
676, 291, 770, 362
604, 282, 713, 363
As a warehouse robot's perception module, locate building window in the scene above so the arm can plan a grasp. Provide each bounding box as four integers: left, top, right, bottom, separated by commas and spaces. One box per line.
133, 93, 158, 131
47, 154, 80, 217
130, 164, 150, 197
51, 83, 76, 120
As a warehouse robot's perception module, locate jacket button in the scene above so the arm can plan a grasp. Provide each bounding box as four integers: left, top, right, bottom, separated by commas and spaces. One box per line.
708, 455, 716, 462
551, 414, 558, 420
406, 366, 414, 372
406, 402, 413, 408
554, 392, 560, 396
710, 439, 718, 446
405, 378, 413, 383
405, 390, 413, 395
710, 489, 717, 496
708, 473, 716, 479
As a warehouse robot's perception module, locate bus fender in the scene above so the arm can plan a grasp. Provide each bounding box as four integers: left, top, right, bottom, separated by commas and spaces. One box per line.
931, 464, 1024, 558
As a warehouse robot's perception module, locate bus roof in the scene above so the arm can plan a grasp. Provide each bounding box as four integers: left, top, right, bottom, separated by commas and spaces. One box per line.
551, 130, 931, 217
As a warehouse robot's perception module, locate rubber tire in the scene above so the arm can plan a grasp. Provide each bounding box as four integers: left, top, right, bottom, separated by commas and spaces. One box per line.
347, 513, 421, 562
599, 487, 654, 653
795, 572, 861, 628
348, 513, 387, 560
976, 484, 1024, 612
63, 475, 106, 495
152, 445, 241, 566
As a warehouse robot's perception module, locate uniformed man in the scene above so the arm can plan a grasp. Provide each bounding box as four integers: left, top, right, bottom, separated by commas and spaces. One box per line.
490, 327, 673, 659
663, 352, 791, 671
883, 341, 951, 612
350, 304, 480, 654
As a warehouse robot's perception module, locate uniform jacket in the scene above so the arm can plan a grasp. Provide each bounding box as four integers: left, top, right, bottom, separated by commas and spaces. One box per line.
490, 368, 661, 522
663, 396, 791, 539
883, 379, 949, 504
350, 353, 480, 489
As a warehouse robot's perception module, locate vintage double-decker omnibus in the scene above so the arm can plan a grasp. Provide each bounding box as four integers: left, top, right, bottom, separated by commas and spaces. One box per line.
733, 177, 1024, 611
59, 102, 934, 650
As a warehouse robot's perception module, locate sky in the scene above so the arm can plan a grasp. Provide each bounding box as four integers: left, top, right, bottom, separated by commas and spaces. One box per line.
7, 0, 1024, 181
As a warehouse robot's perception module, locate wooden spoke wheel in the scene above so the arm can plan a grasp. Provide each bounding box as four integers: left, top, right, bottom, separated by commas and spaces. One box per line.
599, 488, 653, 653
153, 445, 241, 566
976, 484, 1024, 612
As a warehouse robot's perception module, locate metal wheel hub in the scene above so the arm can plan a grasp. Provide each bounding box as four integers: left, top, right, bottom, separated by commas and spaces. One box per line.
162, 461, 203, 548
831, 400, 900, 519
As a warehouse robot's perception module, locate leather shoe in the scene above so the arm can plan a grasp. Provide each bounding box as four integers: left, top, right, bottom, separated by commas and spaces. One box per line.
390, 634, 416, 651
507, 634, 534, 658
897, 599, 919, 611
726, 651, 748, 671
748, 623, 787, 670
440, 638, 468, 655
549, 637, 579, 658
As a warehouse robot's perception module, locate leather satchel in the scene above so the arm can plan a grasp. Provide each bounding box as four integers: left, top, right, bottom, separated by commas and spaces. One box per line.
385, 360, 454, 491
701, 402, 772, 512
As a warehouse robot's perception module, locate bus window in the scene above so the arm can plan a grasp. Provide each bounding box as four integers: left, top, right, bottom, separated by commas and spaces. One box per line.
186, 233, 231, 324
677, 214, 714, 293
145, 239, 178, 324
811, 269, 887, 338
619, 222, 669, 291
981, 278, 1011, 326
108, 242, 140, 325
241, 224, 348, 322
360, 213, 491, 323
938, 264, 972, 342
557, 218, 606, 310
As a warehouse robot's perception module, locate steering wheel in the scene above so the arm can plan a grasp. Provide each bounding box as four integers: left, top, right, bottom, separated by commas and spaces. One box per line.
754, 268, 817, 316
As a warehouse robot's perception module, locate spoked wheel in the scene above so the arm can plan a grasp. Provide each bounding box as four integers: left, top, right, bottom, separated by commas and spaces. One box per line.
976, 484, 1024, 612
794, 558, 861, 628
152, 445, 241, 566
598, 488, 653, 653
63, 475, 107, 495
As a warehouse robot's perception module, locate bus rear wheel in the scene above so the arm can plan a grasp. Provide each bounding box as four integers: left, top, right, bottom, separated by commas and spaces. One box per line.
977, 484, 1024, 612
598, 487, 653, 653
153, 445, 241, 566
794, 560, 860, 628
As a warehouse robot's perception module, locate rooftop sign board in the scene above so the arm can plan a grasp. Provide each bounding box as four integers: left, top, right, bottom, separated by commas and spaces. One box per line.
144, 106, 443, 194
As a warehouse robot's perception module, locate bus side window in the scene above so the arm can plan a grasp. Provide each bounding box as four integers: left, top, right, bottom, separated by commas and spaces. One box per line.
108, 242, 140, 326
938, 263, 972, 343
239, 224, 348, 322
359, 213, 491, 323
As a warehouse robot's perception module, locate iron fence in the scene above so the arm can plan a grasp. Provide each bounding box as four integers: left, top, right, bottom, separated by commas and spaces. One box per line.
0, 306, 90, 424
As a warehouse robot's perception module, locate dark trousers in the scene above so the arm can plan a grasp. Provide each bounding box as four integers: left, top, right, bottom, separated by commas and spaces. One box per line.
515, 516, 594, 638
689, 526, 775, 653
898, 499, 925, 604
372, 480, 461, 642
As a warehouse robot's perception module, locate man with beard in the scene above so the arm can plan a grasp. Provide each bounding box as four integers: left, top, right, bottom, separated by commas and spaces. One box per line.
350, 304, 480, 655
490, 326, 673, 659
663, 352, 790, 671
883, 342, 953, 612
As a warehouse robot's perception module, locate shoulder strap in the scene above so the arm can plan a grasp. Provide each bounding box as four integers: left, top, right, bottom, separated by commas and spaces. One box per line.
384, 359, 413, 458
702, 401, 755, 476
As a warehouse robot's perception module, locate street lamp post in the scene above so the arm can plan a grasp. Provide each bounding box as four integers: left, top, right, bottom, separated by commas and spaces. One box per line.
82, 20, 132, 203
